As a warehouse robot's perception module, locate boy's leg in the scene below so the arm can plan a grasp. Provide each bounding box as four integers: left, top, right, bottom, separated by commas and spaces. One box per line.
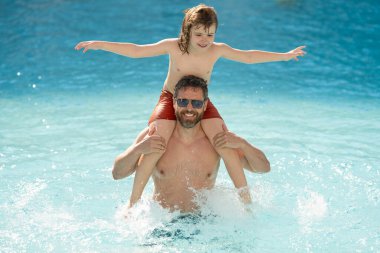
129, 119, 175, 207
201, 118, 252, 204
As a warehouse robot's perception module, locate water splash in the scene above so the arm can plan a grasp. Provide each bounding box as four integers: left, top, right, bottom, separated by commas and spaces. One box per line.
110, 185, 274, 252
295, 190, 328, 233
12, 179, 47, 209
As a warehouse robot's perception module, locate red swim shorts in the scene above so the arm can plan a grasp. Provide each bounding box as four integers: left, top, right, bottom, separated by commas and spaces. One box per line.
148, 90, 222, 125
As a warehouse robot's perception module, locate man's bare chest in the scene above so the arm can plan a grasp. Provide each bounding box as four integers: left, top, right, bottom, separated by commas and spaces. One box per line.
154, 142, 219, 181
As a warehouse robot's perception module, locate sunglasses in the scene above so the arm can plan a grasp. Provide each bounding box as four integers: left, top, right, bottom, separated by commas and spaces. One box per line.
176, 98, 205, 109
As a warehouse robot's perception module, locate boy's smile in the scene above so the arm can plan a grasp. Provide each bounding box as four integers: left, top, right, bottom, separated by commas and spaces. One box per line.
190, 24, 216, 51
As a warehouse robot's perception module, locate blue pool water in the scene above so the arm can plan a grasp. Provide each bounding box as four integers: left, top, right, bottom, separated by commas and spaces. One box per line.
1, 0, 379, 252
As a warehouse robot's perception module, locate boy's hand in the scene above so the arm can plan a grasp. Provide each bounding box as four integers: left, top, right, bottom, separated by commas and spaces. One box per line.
74, 41, 102, 53
136, 127, 166, 155
284, 46, 306, 61
213, 124, 244, 149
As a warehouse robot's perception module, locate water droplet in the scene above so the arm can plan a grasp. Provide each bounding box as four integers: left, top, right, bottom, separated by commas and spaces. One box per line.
32, 84, 37, 88
17, 72, 21, 76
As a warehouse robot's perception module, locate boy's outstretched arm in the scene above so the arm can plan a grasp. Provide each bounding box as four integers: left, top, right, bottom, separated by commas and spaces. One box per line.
218, 43, 306, 64
75, 38, 175, 58
112, 127, 166, 180
213, 125, 270, 173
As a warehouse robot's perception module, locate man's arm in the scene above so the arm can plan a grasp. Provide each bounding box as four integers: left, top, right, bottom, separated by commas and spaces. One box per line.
112, 127, 166, 180
213, 126, 270, 173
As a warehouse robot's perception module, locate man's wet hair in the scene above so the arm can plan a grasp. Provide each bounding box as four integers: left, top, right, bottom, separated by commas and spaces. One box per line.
173, 75, 208, 100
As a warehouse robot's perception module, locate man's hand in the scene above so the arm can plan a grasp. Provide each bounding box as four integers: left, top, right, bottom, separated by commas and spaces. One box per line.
75, 41, 103, 53
213, 124, 245, 150
284, 45, 306, 61
136, 126, 166, 155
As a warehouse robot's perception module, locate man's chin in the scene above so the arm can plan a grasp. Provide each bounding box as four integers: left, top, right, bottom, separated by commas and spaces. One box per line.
179, 120, 197, 129
176, 112, 203, 129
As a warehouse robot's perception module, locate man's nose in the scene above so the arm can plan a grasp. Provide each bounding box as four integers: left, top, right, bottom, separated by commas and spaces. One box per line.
186, 102, 194, 109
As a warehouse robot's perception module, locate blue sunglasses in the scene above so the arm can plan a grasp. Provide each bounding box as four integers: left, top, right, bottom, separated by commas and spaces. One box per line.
176, 98, 205, 109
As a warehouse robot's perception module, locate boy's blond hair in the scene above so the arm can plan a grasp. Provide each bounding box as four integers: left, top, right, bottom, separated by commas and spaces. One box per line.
178, 4, 218, 54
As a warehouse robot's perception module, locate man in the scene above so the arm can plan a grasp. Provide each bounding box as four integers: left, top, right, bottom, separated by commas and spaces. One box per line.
112, 75, 270, 212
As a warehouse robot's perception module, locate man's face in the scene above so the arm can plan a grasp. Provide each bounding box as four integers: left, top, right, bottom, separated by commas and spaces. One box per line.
174, 87, 207, 128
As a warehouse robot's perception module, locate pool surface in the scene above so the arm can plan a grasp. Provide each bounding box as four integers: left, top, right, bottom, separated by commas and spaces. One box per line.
1, 0, 379, 252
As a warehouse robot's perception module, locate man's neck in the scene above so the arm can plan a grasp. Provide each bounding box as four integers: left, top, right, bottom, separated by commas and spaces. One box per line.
173, 122, 204, 144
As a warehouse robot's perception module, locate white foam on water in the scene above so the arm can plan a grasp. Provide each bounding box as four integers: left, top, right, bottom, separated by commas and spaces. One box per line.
12, 179, 47, 209
114, 197, 176, 240
295, 190, 328, 233
194, 185, 248, 218
110, 183, 274, 252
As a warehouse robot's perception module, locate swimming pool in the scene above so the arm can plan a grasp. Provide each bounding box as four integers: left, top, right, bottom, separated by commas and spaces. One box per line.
1, 0, 379, 252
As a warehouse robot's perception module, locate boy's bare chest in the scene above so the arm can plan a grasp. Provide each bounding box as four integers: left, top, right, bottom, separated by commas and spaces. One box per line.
170, 53, 217, 78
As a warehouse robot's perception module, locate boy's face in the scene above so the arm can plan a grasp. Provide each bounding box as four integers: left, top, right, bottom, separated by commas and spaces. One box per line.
189, 24, 216, 51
